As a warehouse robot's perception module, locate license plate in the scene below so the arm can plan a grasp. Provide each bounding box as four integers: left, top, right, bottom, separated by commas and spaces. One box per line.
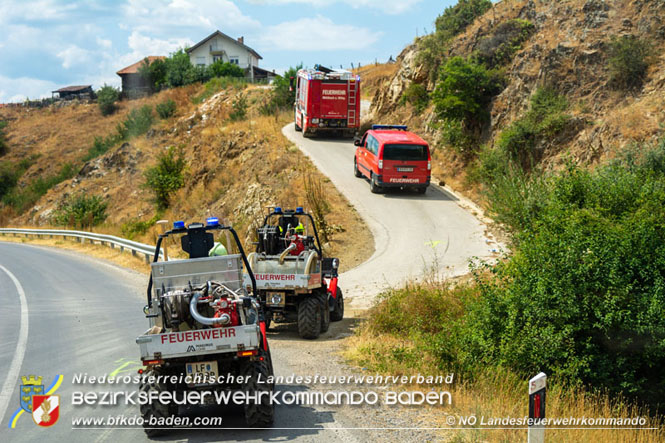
397, 167, 413, 172
186, 360, 218, 386
266, 291, 286, 306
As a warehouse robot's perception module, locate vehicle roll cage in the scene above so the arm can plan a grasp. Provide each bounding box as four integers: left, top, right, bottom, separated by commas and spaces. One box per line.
146, 223, 257, 308
262, 209, 324, 258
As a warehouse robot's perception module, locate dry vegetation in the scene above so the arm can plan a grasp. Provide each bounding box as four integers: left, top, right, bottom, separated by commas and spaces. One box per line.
0, 82, 373, 271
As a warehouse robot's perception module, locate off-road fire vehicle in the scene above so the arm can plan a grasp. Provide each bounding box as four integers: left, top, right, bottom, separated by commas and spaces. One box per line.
246, 207, 344, 339
136, 218, 274, 436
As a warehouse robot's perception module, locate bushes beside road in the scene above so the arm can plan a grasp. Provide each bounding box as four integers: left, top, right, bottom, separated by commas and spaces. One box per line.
350, 138, 665, 416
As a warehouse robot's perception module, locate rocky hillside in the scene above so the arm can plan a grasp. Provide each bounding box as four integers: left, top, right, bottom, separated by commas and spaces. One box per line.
0, 83, 372, 270
366, 0, 665, 194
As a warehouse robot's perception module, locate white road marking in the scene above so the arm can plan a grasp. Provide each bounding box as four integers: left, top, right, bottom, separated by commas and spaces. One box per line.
0, 265, 29, 426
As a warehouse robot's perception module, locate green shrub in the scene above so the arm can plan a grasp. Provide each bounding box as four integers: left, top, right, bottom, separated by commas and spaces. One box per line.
497, 88, 571, 168
2, 163, 77, 213
191, 77, 247, 104
144, 146, 186, 209
53, 194, 108, 228
229, 95, 248, 121
0, 162, 20, 200
270, 65, 302, 109
432, 56, 504, 153
156, 99, 176, 119
121, 214, 161, 240
433, 56, 504, 125
401, 82, 429, 112
117, 105, 154, 139
138, 57, 167, 92
207, 60, 245, 79
474, 19, 535, 67
607, 35, 653, 90
0, 121, 7, 156
462, 143, 665, 406
83, 135, 121, 161
435, 0, 492, 39
164, 49, 195, 88
97, 84, 120, 116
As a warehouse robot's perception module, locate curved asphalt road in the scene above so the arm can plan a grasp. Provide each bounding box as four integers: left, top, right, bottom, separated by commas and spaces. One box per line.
0, 242, 396, 443
283, 123, 493, 308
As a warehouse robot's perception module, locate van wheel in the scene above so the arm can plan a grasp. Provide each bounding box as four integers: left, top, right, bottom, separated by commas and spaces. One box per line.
354, 158, 362, 177
416, 186, 427, 194
370, 173, 382, 194
295, 111, 302, 131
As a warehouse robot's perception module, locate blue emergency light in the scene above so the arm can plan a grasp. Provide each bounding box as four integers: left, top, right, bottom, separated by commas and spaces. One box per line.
274, 207, 282, 214
372, 124, 408, 131
173, 220, 185, 229
206, 217, 219, 227
295, 207, 304, 214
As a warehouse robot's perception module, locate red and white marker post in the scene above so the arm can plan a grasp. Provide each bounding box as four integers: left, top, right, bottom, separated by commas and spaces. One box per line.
528, 372, 547, 443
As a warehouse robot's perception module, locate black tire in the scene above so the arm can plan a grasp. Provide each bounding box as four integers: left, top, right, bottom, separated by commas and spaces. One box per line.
370, 173, 382, 194
139, 370, 177, 437
354, 158, 362, 177
295, 111, 302, 131
416, 186, 427, 194
297, 296, 321, 339
319, 293, 330, 333
241, 351, 274, 427
330, 288, 344, 322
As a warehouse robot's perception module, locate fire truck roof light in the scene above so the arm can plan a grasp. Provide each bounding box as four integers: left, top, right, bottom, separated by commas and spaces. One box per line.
274, 207, 282, 214
372, 125, 408, 131
206, 217, 219, 227
295, 207, 304, 214
173, 221, 185, 229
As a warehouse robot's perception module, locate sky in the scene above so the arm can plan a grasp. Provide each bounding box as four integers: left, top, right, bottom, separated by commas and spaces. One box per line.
0, 0, 456, 103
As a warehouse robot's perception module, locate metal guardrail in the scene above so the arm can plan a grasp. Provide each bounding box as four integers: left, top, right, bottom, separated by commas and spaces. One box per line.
0, 228, 162, 263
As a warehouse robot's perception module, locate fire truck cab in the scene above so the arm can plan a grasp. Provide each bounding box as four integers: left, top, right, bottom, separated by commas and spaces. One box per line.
294, 65, 361, 138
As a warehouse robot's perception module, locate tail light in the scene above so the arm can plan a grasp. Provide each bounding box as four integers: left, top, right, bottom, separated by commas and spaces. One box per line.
378, 160, 383, 170
427, 161, 431, 170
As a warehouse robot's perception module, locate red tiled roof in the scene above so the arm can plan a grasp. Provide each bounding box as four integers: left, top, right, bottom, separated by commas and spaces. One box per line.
116, 56, 166, 75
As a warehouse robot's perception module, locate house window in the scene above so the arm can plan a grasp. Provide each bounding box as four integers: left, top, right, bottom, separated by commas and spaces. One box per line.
213, 55, 223, 63
229, 57, 239, 65
196, 56, 205, 67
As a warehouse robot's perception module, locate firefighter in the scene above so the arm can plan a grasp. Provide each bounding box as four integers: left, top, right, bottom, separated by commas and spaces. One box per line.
209, 242, 228, 256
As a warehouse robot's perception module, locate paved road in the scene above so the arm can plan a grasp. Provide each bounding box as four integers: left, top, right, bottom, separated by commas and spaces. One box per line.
283, 123, 493, 308
0, 243, 427, 443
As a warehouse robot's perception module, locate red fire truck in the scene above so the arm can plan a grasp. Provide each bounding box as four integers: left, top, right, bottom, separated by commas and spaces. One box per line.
293, 65, 361, 138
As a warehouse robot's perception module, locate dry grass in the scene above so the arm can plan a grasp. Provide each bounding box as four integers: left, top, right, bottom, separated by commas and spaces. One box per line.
345, 333, 664, 442
1, 83, 373, 273
354, 63, 399, 99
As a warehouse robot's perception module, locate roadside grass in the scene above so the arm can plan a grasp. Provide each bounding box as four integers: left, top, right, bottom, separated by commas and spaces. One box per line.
344, 280, 665, 442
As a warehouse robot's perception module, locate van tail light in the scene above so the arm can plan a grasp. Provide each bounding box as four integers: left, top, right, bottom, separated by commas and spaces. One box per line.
378, 160, 383, 170
427, 161, 431, 171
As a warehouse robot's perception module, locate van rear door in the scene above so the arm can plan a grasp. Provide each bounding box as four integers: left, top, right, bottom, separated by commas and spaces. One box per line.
380, 144, 430, 185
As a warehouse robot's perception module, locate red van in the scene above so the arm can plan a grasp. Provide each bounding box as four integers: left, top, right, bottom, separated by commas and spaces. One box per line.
353, 125, 431, 194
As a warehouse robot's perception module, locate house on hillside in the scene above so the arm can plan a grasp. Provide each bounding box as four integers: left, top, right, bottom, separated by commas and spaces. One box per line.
52, 85, 94, 100
187, 30, 275, 82
116, 56, 166, 98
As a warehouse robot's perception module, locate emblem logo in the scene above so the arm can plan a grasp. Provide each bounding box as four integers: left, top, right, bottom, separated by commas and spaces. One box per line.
31, 395, 60, 427
9, 374, 63, 429
19, 375, 44, 413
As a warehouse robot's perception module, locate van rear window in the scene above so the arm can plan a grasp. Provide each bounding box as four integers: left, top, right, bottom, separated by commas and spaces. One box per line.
383, 144, 428, 161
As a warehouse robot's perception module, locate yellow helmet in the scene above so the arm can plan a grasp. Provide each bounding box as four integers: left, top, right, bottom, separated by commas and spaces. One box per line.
295, 223, 305, 234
